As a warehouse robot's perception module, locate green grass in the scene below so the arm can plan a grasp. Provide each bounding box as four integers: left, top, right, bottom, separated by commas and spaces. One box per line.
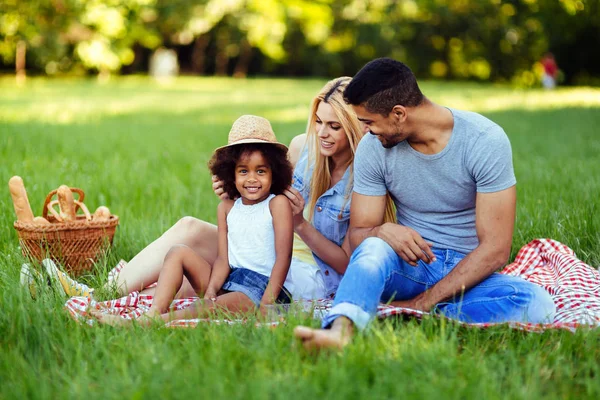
1, 76, 599, 399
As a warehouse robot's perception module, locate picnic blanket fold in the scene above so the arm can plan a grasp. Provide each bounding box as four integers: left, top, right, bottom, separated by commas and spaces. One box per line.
501, 238, 600, 325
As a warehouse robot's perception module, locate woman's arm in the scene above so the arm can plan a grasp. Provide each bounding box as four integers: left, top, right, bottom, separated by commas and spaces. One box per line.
283, 186, 351, 275
204, 200, 233, 299
261, 195, 293, 305
288, 134, 307, 168
295, 217, 351, 275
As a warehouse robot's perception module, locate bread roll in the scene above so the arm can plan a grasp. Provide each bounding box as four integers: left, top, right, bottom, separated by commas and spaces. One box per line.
57, 185, 76, 221
8, 176, 34, 222
93, 206, 111, 221
33, 216, 50, 225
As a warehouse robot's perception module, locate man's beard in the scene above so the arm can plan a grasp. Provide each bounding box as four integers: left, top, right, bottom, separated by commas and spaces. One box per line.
378, 133, 403, 149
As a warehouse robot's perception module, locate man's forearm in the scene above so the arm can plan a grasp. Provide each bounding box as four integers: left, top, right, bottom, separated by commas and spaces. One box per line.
419, 245, 509, 309
348, 225, 382, 251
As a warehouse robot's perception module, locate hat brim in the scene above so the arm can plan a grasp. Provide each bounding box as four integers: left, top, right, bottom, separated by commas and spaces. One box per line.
214, 138, 288, 153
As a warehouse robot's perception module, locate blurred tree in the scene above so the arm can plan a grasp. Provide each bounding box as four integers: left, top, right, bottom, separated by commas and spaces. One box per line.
162, 0, 333, 77
0, 0, 78, 76
72, 0, 161, 78
0, 0, 598, 85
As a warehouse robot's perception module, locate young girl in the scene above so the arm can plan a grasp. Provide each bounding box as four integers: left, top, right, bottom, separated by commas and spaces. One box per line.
94, 115, 294, 325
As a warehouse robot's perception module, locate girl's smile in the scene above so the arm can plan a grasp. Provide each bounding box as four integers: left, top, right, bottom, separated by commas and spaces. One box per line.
235, 150, 273, 205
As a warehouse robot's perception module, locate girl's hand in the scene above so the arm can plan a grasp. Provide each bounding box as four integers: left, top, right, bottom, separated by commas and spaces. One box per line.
283, 186, 306, 228
204, 288, 218, 302
257, 304, 270, 319
212, 175, 229, 201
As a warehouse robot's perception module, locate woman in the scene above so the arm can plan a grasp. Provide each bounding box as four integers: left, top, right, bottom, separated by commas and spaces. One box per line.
41, 77, 392, 304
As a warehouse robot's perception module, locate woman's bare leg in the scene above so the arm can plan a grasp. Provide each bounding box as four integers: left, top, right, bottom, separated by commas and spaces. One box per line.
110, 217, 218, 296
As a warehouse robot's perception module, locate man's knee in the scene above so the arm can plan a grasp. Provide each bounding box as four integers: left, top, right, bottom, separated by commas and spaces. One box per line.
353, 237, 395, 260
348, 237, 397, 274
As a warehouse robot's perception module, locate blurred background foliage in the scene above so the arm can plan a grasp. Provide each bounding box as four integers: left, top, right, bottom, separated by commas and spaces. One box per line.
1, 0, 598, 86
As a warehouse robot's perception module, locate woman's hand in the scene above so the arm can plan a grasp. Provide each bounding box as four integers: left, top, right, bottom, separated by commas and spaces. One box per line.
283, 186, 306, 228
212, 175, 229, 200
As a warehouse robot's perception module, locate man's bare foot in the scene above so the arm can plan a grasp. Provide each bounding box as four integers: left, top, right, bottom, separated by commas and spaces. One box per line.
294, 317, 354, 351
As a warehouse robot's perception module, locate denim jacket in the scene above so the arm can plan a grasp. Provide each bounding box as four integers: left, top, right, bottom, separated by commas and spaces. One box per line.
292, 147, 352, 296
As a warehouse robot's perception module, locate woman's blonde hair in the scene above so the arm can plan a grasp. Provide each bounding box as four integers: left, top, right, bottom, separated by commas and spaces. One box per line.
304, 77, 396, 224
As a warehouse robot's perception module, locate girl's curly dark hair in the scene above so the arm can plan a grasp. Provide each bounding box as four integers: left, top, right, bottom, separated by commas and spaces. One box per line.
208, 143, 292, 200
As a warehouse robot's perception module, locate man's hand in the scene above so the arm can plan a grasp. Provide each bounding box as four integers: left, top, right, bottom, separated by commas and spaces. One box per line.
283, 186, 307, 228
212, 175, 229, 200
390, 292, 432, 312
348, 192, 433, 266
377, 223, 436, 266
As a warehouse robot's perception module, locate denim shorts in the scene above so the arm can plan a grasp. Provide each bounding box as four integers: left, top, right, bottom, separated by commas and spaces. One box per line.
222, 267, 292, 307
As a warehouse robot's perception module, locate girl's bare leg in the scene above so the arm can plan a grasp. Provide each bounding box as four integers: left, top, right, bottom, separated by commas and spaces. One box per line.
159, 291, 256, 322
94, 292, 255, 327
146, 245, 212, 316
110, 217, 218, 296
94, 244, 213, 326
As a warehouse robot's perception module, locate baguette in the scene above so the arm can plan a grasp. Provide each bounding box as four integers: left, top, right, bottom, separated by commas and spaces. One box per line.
93, 206, 111, 221
57, 185, 76, 221
8, 176, 34, 222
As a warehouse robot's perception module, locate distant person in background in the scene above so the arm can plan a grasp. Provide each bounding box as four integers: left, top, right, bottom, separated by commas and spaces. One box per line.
541, 53, 559, 90
149, 48, 179, 82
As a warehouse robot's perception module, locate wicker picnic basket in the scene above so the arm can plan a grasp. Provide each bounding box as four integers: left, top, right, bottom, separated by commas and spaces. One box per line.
13, 187, 119, 276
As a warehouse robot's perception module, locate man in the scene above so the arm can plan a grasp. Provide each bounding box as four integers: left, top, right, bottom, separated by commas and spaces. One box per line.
294, 58, 555, 350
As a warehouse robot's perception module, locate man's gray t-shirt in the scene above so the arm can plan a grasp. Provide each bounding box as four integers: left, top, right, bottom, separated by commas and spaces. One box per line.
354, 108, 516, 254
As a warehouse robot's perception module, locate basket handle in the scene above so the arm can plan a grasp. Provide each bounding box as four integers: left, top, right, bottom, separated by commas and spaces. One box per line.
46, 200, 63, 222
74, 200, 92, 221
42, 187, 85, 219
46, 199, 92, 222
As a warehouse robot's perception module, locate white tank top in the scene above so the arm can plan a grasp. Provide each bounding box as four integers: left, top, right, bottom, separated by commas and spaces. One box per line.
227, 194, 278, 278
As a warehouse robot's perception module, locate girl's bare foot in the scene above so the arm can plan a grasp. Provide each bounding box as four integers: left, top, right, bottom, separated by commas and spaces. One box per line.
91, 311, 133, 326
91, 310, 161, 327
294, 317, 353, 351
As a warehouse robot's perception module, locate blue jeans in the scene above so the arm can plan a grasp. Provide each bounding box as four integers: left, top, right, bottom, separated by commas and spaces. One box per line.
222, 268, 292, 307
322, 237, 556, 330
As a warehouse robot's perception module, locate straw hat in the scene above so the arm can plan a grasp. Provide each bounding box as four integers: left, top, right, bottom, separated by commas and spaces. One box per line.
214, 115, 288, 153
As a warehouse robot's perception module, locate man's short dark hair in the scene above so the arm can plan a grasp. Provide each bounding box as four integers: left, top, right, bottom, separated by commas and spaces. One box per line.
344, 58, 424, 115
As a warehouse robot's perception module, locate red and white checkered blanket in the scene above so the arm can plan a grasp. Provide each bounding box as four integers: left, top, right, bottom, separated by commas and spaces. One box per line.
65, 239, 600, 332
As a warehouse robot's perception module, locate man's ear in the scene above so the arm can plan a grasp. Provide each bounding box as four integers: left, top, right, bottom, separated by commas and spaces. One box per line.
391, 105, 407, 122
